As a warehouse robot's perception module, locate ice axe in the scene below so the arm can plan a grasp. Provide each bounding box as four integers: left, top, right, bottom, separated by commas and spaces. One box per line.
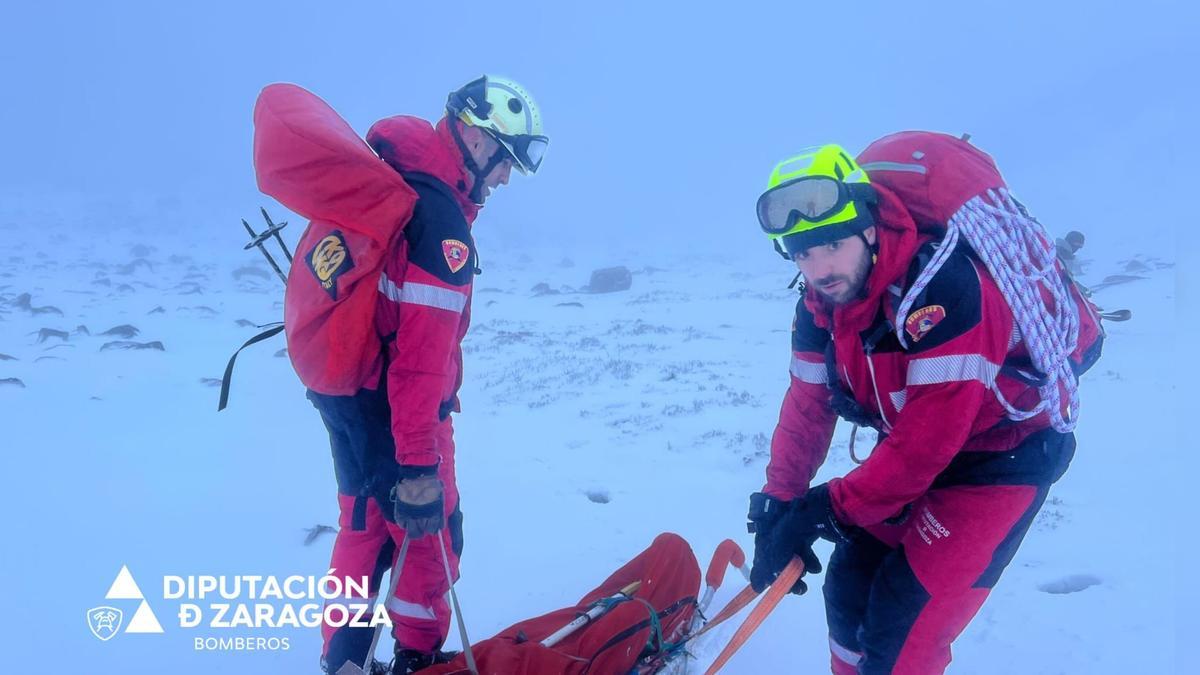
217, 207, 293, 412
541, 580, 643, 648
240, 207, 292, 285
336, 535, 410, 675
258, 206, 293, 263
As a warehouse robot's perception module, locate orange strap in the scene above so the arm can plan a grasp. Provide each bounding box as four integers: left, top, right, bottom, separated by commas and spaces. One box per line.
688, 584, 758, 642
702, 557, 804, 675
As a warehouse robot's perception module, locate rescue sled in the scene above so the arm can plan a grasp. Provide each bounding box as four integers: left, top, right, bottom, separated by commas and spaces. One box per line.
421, 533, 798, 675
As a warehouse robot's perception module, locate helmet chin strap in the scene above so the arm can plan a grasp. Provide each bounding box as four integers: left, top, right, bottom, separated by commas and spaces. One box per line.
450, 118, 510, 205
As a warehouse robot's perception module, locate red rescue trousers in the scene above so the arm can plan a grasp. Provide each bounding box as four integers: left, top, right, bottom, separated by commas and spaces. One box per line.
309, 389, 463, 671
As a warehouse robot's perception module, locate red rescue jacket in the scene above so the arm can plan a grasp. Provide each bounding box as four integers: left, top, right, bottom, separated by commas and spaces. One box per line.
764, 189, 1053, 527
362, 116, 480, 467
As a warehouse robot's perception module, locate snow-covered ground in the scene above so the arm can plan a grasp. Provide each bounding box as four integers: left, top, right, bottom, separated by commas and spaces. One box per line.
0, 202, 1178, 673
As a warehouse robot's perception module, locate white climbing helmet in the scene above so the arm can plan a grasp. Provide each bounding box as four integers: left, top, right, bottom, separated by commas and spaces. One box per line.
446, 75, 548, 175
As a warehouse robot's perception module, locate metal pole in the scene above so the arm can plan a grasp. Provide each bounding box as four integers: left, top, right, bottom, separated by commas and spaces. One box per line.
260, 206, 294, 263
241, 219, 289, 284
440, 537, 478, 675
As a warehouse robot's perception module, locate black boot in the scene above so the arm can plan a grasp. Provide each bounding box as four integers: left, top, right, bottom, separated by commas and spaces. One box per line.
320, 656, 391, 674
323, 625, 392, 674
390, 648, 459, 674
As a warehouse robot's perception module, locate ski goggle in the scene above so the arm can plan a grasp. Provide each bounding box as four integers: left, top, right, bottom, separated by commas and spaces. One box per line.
484, 128, 549, 175
756, 176, 876, 235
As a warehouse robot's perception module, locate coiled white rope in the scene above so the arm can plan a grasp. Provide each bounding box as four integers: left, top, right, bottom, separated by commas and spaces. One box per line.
893, 188, 1081, 432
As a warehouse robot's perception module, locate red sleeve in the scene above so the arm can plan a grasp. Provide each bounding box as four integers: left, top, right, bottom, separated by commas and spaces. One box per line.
763, 301, 837, 501
377, 202, 473, 467
829, 259, 1013, 526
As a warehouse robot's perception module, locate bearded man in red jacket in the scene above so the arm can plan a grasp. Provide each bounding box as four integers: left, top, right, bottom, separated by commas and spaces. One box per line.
308, 75, 548, 675
746, 144, 1088, 674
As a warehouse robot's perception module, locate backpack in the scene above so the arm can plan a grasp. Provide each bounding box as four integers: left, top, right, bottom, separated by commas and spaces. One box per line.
253, 83, 419, 396
856, 131, 1104, 432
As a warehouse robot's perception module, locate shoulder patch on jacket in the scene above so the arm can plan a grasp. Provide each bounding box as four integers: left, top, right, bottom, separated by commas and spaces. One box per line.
404, 176, 474, 286
441, 239, 470, 273
902, 245, 982, 353
306, 230, 355, 299
905, 304, 947, 343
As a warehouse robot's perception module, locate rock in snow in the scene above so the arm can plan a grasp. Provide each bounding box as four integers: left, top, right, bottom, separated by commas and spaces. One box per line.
100, 324, 140, 338
100, 340, 165, 352
585, 266, 633, 293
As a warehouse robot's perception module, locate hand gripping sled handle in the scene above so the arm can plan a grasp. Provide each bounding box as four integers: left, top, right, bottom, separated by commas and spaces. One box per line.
703, 556, 805, 675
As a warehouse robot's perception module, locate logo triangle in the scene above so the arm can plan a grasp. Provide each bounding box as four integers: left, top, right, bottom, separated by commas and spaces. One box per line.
125, 600, 164, 634
105, 565, 145, 600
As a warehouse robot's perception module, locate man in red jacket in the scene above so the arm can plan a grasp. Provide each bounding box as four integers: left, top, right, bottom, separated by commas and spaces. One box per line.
746, 145, 1079, 674
308, 75, 548, 675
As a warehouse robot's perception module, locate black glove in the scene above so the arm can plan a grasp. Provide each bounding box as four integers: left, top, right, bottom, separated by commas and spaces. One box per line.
391, 465, 444, 539
747, 483, 847, 594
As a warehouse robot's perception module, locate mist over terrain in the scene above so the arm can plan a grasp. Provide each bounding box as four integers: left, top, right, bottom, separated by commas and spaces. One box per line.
0, 1, 1191, 673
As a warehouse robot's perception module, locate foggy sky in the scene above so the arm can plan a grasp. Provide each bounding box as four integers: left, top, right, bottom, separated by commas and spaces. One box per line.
1, 1, 1191, 255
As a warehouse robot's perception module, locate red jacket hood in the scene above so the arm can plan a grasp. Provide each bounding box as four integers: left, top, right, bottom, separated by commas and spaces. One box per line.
366, 115, 480, 222
805, 184, 924, 333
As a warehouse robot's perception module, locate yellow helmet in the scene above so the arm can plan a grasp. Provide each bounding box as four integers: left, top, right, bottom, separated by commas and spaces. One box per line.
446, 75, 547, 175
756, 144, 876, 257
